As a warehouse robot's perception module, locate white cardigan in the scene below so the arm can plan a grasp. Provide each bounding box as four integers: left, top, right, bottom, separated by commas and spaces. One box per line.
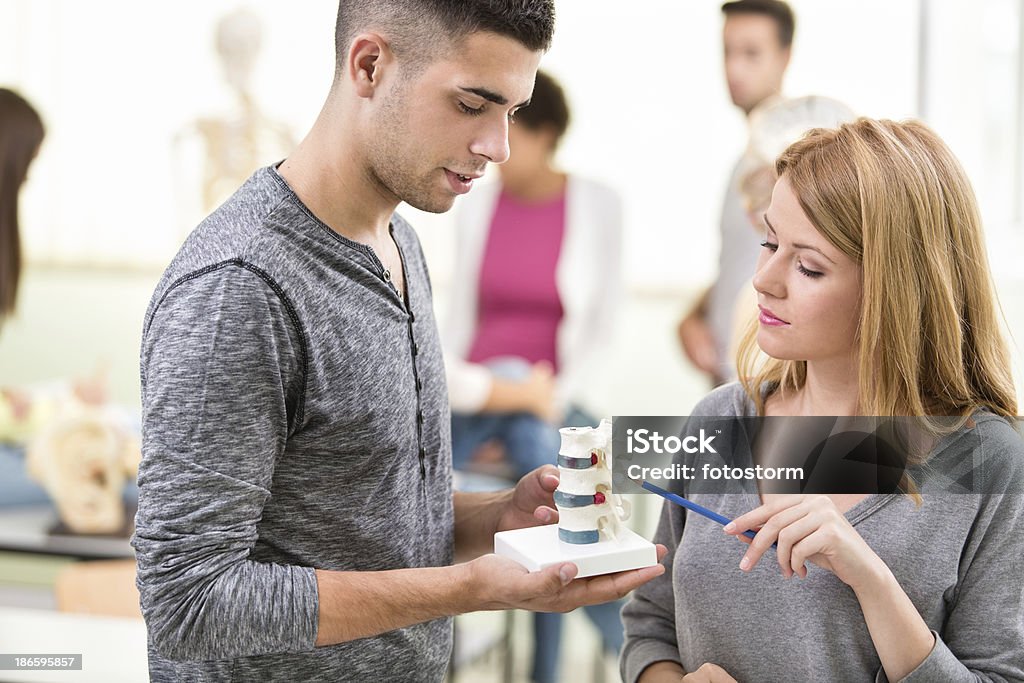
443, 175, 623, 418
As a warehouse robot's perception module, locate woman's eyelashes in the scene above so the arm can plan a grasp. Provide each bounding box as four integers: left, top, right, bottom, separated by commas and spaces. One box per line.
759, 239, 825, 279
797, 263, 824, 278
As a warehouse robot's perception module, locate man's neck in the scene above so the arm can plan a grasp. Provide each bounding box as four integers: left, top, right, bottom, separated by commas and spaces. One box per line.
277, 101, 397, 243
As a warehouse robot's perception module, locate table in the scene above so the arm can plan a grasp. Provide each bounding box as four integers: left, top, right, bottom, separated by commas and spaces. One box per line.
0, 606, 147, 682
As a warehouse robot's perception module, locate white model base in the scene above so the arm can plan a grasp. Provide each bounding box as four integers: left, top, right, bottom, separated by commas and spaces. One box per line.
494, 524, 658, 579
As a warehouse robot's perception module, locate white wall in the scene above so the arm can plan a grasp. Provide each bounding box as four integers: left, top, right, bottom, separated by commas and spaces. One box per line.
401, 0, 926, 291
1, 0, 930, 287
1, 0, 1023, 409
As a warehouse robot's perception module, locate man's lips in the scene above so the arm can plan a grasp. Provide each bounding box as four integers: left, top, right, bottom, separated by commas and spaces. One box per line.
445, 169, 483, 182
758, 305, 790, 325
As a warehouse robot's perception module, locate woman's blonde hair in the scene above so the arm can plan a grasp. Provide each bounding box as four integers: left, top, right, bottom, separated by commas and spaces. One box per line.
738, 118, 1017, 423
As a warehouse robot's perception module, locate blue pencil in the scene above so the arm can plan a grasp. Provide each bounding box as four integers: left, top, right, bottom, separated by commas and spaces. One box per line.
638, 479, 777, 549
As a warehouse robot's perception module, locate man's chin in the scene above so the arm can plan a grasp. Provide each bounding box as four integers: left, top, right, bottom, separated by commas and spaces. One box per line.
403, 193, 458, 214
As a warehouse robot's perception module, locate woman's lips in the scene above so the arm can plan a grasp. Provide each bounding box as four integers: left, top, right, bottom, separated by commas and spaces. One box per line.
758, 305, 790, 327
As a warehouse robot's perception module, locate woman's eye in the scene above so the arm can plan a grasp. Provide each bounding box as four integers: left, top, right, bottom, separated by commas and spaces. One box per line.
797, 263, 824, 278
759, 240, 779, 252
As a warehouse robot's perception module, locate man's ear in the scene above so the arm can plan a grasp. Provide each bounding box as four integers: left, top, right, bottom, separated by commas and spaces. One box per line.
346, 32, 393, 99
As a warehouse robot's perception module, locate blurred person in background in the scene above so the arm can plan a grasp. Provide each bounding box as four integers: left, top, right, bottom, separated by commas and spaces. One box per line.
723, 95, 856, 364
444, 70, 625, 683
676, 0, 794, 385
0, 87, 48, 505
0, 88, 116, 510
0, 88, 43, 330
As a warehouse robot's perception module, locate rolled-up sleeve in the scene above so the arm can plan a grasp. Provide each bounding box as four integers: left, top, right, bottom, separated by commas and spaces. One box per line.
132, 264, 318, 661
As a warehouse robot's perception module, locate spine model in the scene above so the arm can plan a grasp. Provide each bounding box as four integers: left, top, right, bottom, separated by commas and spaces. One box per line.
554, 419, 629, 544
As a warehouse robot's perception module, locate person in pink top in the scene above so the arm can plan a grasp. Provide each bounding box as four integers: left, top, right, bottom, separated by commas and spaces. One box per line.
444, 71, 625, 683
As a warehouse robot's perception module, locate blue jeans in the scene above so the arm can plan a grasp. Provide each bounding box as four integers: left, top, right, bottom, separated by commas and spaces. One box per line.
450, 410, 560, 476
449, 358, 625, 683
450, 356, 589, 478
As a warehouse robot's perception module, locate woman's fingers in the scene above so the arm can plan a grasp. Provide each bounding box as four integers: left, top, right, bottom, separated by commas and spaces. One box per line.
727, 494, 809, 535
774, 513, 825, 577
736, 504, 809, 572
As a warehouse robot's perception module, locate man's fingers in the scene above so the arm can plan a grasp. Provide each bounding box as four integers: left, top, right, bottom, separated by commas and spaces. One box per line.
576, 563, 666, 604
533, 506, 558, 524
517, 559, 664, 612
655, 543, 669, 562
536, 465, 559, 490
535, 562, 577, 594
556, 562, 578, 586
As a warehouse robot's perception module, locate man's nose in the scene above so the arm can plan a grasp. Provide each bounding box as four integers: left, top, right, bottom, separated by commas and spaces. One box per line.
469, 118, 510, 164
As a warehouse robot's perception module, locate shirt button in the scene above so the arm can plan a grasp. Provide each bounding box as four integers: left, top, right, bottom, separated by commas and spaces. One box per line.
416, 378, 423, 391
412, 342, 418, 356
417, 411, 424, 425
419, 447, 426, 459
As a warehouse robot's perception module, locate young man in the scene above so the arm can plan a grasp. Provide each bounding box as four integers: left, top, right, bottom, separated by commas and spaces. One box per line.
132, 2, 665, 681
676, 0, 794, 385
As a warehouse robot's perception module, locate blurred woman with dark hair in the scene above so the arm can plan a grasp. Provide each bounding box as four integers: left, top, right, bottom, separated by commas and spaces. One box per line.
0, 87, 50, 505
0, 87, 45, 326
0, 90, 116, 510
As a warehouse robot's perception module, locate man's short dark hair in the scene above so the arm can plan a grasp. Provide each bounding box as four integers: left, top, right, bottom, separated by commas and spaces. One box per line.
515, 70, 570, 145
721, 0, 795, 48
335, 0, 556, 77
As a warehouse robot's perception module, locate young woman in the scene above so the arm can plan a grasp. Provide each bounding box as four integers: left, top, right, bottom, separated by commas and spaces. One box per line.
621, 118, 1023, 682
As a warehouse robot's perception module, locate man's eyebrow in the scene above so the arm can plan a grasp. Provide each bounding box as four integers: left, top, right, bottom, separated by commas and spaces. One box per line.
763, 213, 837, 264
459, 86, 530, 108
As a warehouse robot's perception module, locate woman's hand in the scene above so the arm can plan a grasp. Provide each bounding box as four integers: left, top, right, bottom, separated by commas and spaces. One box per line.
724, 495, 887, 590
682, 663, 738, 682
